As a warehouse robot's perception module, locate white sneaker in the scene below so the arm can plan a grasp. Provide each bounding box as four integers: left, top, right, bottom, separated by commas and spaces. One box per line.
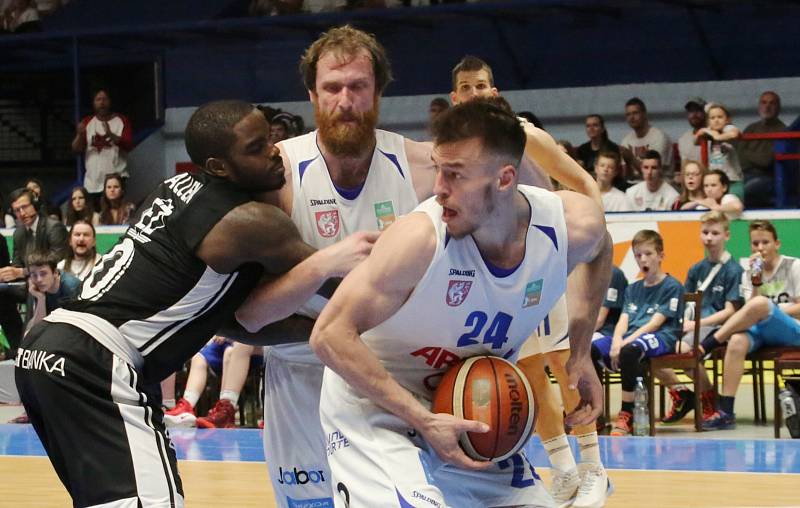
550, 468, 580, 508
572, 463, 613, 508
164, 411, 197, 428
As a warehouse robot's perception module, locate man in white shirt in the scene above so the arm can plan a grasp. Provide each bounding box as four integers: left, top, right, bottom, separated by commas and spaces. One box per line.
678, 97, 706, 167
625, 150, 679, 211
621, 97, 674, 180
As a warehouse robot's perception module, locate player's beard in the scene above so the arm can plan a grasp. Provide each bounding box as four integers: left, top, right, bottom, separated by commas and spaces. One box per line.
315, 97, 379, 158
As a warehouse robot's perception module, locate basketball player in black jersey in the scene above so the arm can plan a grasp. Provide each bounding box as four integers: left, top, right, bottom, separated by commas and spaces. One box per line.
14, 100, 374, 508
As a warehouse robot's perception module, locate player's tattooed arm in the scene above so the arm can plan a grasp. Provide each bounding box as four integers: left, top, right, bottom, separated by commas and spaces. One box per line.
558, 190, 612, 426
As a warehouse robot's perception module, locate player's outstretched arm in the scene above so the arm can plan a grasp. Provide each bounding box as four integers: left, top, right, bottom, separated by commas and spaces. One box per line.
522, 123, 602, 206
405, 138, 437, 202
558, 190, 612, 426
195, 201, 376, 332
310, 212, 491, 470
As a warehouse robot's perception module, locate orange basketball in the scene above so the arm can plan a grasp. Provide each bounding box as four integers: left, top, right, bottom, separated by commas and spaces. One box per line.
431, 355, 536, 462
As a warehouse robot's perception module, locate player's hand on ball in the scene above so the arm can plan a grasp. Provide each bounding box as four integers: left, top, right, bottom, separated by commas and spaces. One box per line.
564, 354, 603, 426
421, 412, 492, 470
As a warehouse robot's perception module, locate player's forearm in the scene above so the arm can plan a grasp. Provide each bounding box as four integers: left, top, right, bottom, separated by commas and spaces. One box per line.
566, 232, 612, 359
311, 323, 431, 430
235, 249, 334, 332
219, 314, 316, 346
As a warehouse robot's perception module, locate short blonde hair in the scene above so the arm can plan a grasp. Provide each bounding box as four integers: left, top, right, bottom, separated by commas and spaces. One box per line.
700, 210, 730, 231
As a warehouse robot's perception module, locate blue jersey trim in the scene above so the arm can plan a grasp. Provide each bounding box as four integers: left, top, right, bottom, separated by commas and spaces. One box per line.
333, 181, 366, 200
533, 224, 558, 251
298, 156, 318, 184
379, 149, 405, 179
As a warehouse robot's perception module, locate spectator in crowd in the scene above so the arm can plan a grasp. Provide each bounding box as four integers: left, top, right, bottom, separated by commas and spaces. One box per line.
23, 251, 80, 335
428, 97, 449, 127
5, 188, 68, 279
556, 139, 578, 161
621, 97, 674, 180
1, 0, 40, 32
269, 115, 291, 146
594, 265, 629, 339
738, 91, 786, 208
672, 160, 706, 210
0, 219, 22, 360
97, 173, 136, 225
71, 88, 133, 204
249, 0, 303, 16
63, 186, 100, 227
678, 98, 707, 168
164, 338, 261, 428
655, 211, 743, 425
577, 114, 620, 172
595, 151, 630, 212
700, 220, 800, 430
694, 169, 744, 219
625, 150, 679, 211
592, 230, 684, 436
25, 178, 59, 221
696, 102, 743, 199
57, 220, 101, 281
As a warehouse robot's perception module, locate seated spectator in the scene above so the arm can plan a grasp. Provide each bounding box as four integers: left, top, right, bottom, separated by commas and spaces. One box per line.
621, 97, 673, 180
672, 160, 706, 210
737, 91, 785, 208
556, 139, 578, 161
594, 265, 629, 338
677, 98, 706, 168
700, 220, 800, 430
25, 178, 59, 222
595, 151, 630, 212
625, 150, 679, 211
64, 186, 100, 227
2, 0, 40, 32
428, 97, 449, 128
0, 225, 22, 360
576, 114, 620, 172
98, 173, 136, 225
57, 220, 101, 280
164, 337, 261, 428
24, 251, 80, 335
693, 170, 744, 219
655, 211, 743, 424
696, 102, 743, 199
591, 230, 684, 436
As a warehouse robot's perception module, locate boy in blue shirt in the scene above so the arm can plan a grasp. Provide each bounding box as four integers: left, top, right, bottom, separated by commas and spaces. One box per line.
594, 265, 629, 338
658, 211, 743, 424
592, 230, 685, 436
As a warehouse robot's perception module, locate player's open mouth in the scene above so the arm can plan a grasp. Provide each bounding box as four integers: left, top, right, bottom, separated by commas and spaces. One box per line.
442, 207, 457, 221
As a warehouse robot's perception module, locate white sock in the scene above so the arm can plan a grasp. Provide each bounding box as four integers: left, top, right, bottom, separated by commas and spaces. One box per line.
542, 434, 576, 473
162, 398, 176, 409
220, 390, 239, 407
576, 431, 601, 465
183, 390, 200, 407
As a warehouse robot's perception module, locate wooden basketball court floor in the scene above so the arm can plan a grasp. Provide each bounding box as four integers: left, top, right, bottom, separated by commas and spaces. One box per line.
1, 424, 798, 507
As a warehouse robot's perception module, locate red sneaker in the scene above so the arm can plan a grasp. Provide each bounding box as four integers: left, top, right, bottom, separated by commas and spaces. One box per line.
662, 388, 695, 423
701, 390, 717, 421
196, 399, 237, 429
164, 398, 196, 428
610, 411, 633, 436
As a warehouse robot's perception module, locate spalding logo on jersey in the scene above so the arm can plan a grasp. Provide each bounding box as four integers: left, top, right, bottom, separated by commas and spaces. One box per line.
446, 280, 473, 307
128, 198, 175, 244
315, 210, 340, 238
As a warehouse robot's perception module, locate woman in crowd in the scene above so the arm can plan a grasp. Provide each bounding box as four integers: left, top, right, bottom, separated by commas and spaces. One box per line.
63, 186, 100, 227
672, 160, 707, 210
691, 169, 745, 219
57, 220, 102, 280
98, 173, 136, 225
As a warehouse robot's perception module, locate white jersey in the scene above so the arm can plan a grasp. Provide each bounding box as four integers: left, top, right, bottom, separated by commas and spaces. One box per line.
362, 185, 568, 399
273, 129, 419, 362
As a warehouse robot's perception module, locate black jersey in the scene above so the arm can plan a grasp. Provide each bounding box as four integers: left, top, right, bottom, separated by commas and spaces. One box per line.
65, 172, 263, 382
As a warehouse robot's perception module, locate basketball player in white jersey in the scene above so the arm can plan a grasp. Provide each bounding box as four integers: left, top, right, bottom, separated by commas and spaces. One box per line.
236, 26, 604, 508
310, 99, 610, 507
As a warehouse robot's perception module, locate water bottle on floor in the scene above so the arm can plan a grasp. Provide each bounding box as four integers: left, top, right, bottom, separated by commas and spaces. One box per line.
633, 376, 649, 436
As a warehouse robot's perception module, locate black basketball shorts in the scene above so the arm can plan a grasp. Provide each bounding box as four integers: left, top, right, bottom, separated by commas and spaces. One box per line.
15, 321, 184, 508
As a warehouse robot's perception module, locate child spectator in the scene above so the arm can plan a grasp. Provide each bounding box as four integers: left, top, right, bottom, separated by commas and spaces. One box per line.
595, 151, 630, 212
591, 230, 684, 436
64, 186, 100, 227
594, 265, 630, 338
57, 220, 101, 281
672, 160, 706, 210
700, 220, 800, 430
696, 102, 743, 199
24, 251, 81, 335
656, 211, 743, 424
695, 170, 744, 219
98, 173, 136, 225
